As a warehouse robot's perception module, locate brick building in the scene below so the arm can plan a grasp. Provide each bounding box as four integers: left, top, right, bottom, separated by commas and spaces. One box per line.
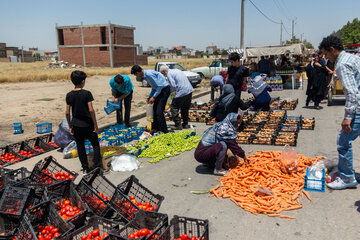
56, 23, 147, 67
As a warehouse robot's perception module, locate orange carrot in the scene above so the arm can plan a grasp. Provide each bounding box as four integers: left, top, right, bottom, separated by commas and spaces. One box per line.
280, 215, 296, 219
302, 190, 312, 201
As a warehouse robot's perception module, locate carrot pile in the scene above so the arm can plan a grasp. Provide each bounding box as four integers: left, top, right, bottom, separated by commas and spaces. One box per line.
210, 151, 324, 219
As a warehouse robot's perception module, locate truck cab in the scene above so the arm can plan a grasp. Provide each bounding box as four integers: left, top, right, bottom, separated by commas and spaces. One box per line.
190, 59, 229, 79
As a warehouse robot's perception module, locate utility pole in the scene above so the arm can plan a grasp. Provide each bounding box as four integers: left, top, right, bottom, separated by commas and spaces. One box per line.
280, 20, 283, 46
21, 46, 24, 62
240, 0, 245, 49
292, 19, 294, 40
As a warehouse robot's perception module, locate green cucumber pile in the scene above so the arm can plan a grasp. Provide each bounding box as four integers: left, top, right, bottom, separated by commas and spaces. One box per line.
127, 130, 201, 163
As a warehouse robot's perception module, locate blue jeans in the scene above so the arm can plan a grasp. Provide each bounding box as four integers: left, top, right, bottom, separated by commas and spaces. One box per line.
337, 112, 360, 180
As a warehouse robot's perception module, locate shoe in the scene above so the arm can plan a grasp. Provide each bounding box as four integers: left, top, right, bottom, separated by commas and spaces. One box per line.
102, 169, 110, 175
326, 176, 358, 190
81, 168, 90, 175
213, 169, 229, 176
183, 124, 190, 129
305, 101, 309, 107
314, 106, 320, 110
171, 125, 182, 130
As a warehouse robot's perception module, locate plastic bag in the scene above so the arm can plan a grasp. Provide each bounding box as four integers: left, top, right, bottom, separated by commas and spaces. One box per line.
280, 144, 297, 173
308, 160, 325, 180
139, 132, 152, 141
146, 104, 154, 122
111, 154, 140, 172
63, 140, 78, 159
54, 118, 74, 148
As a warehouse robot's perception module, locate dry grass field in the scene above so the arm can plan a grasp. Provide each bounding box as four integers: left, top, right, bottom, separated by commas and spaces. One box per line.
0, 58, 213, 83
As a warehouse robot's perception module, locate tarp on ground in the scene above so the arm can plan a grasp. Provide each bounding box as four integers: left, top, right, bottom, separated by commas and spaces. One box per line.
244, 43, 306, 59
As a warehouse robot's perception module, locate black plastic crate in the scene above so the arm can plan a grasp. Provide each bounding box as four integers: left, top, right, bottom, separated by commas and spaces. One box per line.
0, 167, 31, 191
0, 146, 24, 166
110, 211, 168, 240
30, 156, 78, 185
8, 142, 39, 159
16, 201, 74, 240
26, 137, 56, 154
63, 216, 123, 240
157, 215, 209, 240
81, 168, 117, 201
76, 179, 114, 217
38, 133, 59, 149
13, 178, 50, 200
44, 180, 88, 228
0, 213, 19, 239
111, 175, 164, 222
0, 186, 33, 218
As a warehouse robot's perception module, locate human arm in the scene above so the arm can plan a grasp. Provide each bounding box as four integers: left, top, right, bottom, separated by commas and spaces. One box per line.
236, 97, 250, 110
88, 101, 98, 133
65, 104, 73, 135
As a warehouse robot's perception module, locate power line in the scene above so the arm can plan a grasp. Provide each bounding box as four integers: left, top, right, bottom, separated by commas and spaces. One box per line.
273, 0, 291, 21
248, 0, 281, 25
282, 24, 291, 36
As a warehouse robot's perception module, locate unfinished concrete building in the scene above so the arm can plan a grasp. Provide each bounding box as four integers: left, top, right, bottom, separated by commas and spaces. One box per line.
56, 23, 147, 67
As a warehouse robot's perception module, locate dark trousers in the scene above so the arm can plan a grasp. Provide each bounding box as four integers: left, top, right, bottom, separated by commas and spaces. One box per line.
171, 92, 192, 127
152, 86, 170, 133
211, 88, 222, 101
73, 126, 102, 171
116, 91, 133, 126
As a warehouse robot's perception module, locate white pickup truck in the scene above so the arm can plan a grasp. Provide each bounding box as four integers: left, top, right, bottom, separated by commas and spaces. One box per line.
191, 59, 229, 79
138, 62, 202, 87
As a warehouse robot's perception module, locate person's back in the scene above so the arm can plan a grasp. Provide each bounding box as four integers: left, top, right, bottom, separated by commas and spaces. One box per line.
258, 56, 270, 74
248, 76, 272, 111
167, 69, 193, 98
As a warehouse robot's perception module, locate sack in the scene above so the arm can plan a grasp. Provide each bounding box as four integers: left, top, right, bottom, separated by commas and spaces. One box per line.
54, 119, 74, 148
280, 144, 297, 173
111, 154, 140, 172
146, 104, 154, 122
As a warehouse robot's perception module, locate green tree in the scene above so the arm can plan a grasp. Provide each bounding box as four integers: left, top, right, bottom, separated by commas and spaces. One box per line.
332, 18, 360, 45
213, 50, 220, 55
221, 50, 229, 55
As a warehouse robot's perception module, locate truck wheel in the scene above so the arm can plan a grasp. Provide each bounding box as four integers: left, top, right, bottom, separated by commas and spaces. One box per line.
327, 88, 333, 106
198, 73, 205, 79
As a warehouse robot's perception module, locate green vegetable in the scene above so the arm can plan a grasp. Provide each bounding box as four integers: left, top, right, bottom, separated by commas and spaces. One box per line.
190, 190, 210, 194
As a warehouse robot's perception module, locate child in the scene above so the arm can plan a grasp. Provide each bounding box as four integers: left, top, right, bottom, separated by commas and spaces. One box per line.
65, 70, 102, 174
248, 75, 272, 111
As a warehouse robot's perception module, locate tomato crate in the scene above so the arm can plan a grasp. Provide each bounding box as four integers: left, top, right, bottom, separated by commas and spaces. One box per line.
16, 201, 74, 240
111, 175, 164, 222
30, 156, 78, 185
0, 145, 25, 166
63, 216, 123, 240
26, 136, 56, 154
8, 142, 40, 160
109, 210, 168, 240
157, 215, 209, 240
0, 167, 31, 191
76, 179, 115, 218
38, 133, 59, 148
0, 212, 20, 239
0, 186, 33, 218
36, 122, 52, 134
44, 180, 88, 228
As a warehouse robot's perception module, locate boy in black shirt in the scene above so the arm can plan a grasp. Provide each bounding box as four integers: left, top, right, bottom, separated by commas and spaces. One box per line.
66, 70, 102, 174
227, 52, 249, 98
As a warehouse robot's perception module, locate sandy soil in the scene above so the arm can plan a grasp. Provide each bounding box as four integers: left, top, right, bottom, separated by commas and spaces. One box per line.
0, 75, 209, 146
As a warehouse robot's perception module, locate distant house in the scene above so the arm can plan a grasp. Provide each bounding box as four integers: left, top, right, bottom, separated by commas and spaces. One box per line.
44, 51, 59, 61
206, 46, 219, 54
0, 43, 7, 62
169, 46, 190, 55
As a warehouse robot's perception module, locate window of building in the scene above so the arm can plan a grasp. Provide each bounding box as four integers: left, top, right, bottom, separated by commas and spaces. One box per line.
100, 27, 108, 51
58, 29, 64, 45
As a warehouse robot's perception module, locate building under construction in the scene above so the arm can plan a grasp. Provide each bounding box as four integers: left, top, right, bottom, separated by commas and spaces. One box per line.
56, 23, 147, 67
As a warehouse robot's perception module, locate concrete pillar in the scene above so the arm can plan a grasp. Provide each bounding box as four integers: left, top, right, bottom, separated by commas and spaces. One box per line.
108, 22, 114, 67
80, 22, 86, 67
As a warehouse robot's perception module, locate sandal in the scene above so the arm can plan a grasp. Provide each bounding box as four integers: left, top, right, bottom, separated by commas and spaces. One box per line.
213, 169, 229, 176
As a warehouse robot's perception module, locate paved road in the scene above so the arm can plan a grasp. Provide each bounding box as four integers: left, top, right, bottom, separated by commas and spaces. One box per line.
8, 86, 360, 240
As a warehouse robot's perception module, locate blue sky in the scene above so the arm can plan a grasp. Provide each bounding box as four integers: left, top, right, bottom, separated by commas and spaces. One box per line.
1, 0, 359, 51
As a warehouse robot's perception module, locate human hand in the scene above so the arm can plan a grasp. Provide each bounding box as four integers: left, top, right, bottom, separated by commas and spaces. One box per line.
148, 97, 155, 104
69, 128, 74, 136
94, 125, 98, 133
315, 62, 321, 67
341, 119, 352, 132
113, 98, 119, 102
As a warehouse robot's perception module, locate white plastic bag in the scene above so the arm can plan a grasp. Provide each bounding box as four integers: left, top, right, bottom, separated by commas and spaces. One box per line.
280, 144, 297, 172
111, 154, 140, 172
139, 132, 152, 141
146, 104, 154, 122
63, 140, 78, 159
308, 160, 325, 180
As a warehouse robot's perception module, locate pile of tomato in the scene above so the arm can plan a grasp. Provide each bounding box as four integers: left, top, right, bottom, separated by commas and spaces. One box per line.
18, 150, 35, 158
34, 146, 45, 153
1, 153, 21, 163
37, 169, 56, 184
54, 172, 75, 181
98, 192, 110, 201
80, 229, 109, 240
129, 195, 157, 211
83, 194, 108, 213
174, 235, 205, 240
48, 142, 58, 148
3, 199, 21, 215
127, 228, 158, 239
56, 199, 82, 221
36, 225, 61, 240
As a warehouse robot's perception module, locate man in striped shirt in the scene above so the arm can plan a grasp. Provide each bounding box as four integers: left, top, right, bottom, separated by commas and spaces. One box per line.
320, 35, 360, 190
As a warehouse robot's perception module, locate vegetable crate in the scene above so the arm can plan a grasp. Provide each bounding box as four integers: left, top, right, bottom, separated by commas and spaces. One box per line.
304, 168, 326, 192
36, 122, 52, 134
110, 175, 165, 222
76, 168, 116, 217
26, 136, 57, 154
12, 122, 23, 134
30, 156, 78, 185
109, 211, 168, 240
44, 180, 88, 228
301, 118, 316, 130
0, 145, 25, 166
63, 216, 123, 240
0, 186, 33, 218
157, 216, 209, 240
9, 141, 40, 160
38, 133, 59, 148
0, 167, 31, 191
0, 211, 20, 239
16, 201, 74, 240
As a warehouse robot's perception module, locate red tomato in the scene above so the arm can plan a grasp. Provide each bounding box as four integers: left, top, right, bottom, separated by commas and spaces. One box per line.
51, 228, 59, 234
92, 229, 100, 237
181, 234, 189, 240
190, 237, 197, 240
54, 232, 60, 238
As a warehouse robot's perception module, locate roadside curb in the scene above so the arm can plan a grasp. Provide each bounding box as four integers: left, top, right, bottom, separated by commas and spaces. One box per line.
98, 90, 211, 132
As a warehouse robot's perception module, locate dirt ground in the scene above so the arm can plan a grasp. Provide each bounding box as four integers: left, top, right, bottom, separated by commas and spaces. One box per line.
0, 75, 210, 146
